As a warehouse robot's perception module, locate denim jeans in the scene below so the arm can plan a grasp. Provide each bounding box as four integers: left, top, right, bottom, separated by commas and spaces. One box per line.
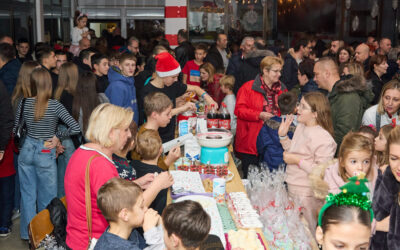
57, 125, 76, 198
0, 174, 15, 228
13, 152, 20, 210
18, 136, 57, 239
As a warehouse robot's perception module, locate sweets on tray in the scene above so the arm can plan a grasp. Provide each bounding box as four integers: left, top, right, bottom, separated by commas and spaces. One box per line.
174, 158, 229, 177
217, 203, 237, 232
227, 192, 263, 229
226, 229, 265, 250
170, 171, 205, 194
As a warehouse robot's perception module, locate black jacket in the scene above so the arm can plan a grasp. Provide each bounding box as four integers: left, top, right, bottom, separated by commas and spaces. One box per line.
0, 58, 21, 95
234, 49, 275, 94
226, 51, 243, 76
72, 56, 92, 74
205, 44, 225, 73
174, 40, 195, 69
368, 71, 383, 105
0, 81, 14, 150
280, 53, 298, 91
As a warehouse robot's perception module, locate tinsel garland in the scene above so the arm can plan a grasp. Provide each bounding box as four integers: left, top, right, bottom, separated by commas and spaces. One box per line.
325, 193, 372, 211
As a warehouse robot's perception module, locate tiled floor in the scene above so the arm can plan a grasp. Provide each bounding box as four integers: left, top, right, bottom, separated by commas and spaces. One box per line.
0, 218, 29, 250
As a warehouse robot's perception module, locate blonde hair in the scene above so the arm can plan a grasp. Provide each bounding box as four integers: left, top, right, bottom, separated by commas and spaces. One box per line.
303, 92, 334, 136
199, 63, 215, 84
30, 68, 52, 121
260, 56, 284, 73
85, 103, 133, 148
345, 62, 365, 77
136, 129, 162, 160
54, 62, 79, 100
12, 61, 40, 105
377, 79, 400, 114
338, 132, 374, 181
97, 177, 142, 223
377, 124, 395, 165
386, 125, 400, 204
219, 75, 235, 91
143, 92, 173, 117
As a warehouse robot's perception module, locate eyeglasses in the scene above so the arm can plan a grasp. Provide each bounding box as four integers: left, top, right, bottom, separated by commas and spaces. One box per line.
270, 69, 282, 74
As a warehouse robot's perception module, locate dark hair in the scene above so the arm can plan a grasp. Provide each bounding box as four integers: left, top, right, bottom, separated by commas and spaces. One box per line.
336, 46, 353, 64
367, 54, 387, 79
79, 48, 97, 61
162, 200, 211, 248
320, 205, 371, 232
177, 29, 188, 40
195, 43, 208, 52
294, 39, 309, 52
17, 37, 29, 45
298, 59, 315, 79
91, 53, 108, 68
74, 10, 88, 26
278, 91, 298, 115
119, 52, 136, 64
35, 46, 54, 64
55, 50, 66, 57
121, 121, 138, 153
0, 43, 15, 62
358, 125, 378, 139
72, 71, 100, 134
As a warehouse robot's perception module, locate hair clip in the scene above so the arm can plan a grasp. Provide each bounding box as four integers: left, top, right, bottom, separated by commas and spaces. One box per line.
367, 124, 377, 132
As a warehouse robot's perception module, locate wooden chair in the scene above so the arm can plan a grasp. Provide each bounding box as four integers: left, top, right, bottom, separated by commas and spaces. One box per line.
28, 197, 67, 250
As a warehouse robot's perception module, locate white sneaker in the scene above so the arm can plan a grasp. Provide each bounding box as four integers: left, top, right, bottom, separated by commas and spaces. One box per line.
11, 209, 20, 221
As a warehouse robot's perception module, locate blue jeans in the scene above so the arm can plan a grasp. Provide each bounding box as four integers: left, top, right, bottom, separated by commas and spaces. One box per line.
57, 125, 76, 198
18, 136, 57, 239
13, 152, 20, 210
0, 174, 15, 228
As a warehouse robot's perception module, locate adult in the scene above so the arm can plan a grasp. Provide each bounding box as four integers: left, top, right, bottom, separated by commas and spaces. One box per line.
53, 50, 68, 75
354, 43, 370, 72
16, 38, 32, 64
0, 43, 21, 95
377, 37, 392, 56
313, 57, 373, 149
280, 38, 312, 90
226, 36, 255, 76
336, 46, 353, 66
205, 33, 230, 73
366, 54, 388, 104
234, 49, 275, 94
199, 62, 225, 106
126, 36, 140, 56
0, 35, 13, 45
36, 46, 58, 92
297, 59, 325, 99
73, 48, 96, 73
362, 80, 400, 131
77, 37, 90, 56
13, 68, 81, 240
64, 103, 169, 249
174, 29, 195, 70
235, 56, 287, 178
327, 39, 344, 58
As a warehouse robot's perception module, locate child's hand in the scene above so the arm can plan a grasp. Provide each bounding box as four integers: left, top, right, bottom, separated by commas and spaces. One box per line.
182, 101, 197, 112
283, 152, 301, 165
155, 171, 174, 189
142, 208, 161, 232
278, 114, 294, 137
165, 146, 181, 165
259, 112, 273, 122
134, 173, 155, 190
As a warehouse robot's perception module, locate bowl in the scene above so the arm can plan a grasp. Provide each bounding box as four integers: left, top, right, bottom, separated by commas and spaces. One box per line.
196, 128, 233, 148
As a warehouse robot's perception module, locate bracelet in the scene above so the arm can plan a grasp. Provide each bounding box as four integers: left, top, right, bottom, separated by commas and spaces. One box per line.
201, 92, 208, 99
279, 135, 288, 140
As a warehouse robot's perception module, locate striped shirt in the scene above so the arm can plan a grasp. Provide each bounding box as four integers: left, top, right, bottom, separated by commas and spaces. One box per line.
13, 98, 80, 140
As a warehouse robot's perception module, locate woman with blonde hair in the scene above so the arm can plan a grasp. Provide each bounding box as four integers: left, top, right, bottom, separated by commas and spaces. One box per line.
64, 103, 173, 249
54, 62, 79, 101
13, 67, 80, 240
279, 91, 337, 234
199, 62, 225, 106
11, 61, 40, 111
235, 56, 287, 178
362, 79, 400, 131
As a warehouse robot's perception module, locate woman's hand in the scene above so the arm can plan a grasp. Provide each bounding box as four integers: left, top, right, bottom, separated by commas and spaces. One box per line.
142, 208, 161, 232
56, 143, 65, 157
259, 112, 274, 122
155, 171, 174, 190
278, 115, 294, 137
204, 94, 218, 110
283, 152, 302, 165
164, 146, 181, 166
45, 136, 60, 149
134, 173, 155, 190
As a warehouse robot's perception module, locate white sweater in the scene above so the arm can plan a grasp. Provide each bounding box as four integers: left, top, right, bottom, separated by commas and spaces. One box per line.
71, 27, 90, 45
361, 104, 400, 128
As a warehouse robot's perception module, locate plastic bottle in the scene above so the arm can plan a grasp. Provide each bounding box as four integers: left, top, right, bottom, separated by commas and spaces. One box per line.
207, 104, 219, 129
218, 102, 231, 130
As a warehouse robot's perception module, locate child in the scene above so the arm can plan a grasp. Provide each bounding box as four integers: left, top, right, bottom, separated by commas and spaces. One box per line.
133, 130, 173, 215
95, 178, 164, 250
374, 124, 394, 173
141, 51, 217, 143
106, 53, 139, 124
371, 125, 400, 249
182, 43, 208, 87
278, 92, 337, 234
316, 176, 373, 249
358, 125, 378, 142
69, 11, 90, 57
131, 92, 180, 171
256, 91, 297, 171
162, 200, 211, 250
92, 53, 110, 95
219, 75, 237, 133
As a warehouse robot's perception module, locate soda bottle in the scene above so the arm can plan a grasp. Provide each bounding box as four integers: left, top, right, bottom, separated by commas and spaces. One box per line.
218, 102, 231, 130
207, 104, 219, 128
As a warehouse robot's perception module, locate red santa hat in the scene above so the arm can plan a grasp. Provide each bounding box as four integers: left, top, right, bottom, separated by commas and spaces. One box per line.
155, 52, 181, 77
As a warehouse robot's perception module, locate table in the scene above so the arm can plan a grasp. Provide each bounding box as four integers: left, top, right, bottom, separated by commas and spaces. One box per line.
167, 147, 270, 249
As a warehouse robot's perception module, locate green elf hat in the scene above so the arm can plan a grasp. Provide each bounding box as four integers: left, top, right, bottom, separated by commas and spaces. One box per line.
318, 173, 374, 226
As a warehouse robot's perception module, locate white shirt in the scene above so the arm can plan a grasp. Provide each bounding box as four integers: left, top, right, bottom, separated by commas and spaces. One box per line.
362, 104, 400, 129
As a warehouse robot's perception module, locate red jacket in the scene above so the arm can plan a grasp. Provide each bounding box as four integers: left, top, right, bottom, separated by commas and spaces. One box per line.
0, 139, 15, 178
234, 75, 286, 155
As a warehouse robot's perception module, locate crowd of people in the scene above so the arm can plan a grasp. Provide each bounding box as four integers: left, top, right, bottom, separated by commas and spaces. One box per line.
0, 10, 399, 250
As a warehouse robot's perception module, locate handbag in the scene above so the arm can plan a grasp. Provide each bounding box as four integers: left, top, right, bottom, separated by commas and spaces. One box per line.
85, 154, 102, 250
14, 98, 27, 149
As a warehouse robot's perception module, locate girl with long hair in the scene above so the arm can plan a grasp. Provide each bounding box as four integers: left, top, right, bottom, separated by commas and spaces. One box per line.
11, 61, 40, 111
199, 62, 225, 106
13, 68, 80, 240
